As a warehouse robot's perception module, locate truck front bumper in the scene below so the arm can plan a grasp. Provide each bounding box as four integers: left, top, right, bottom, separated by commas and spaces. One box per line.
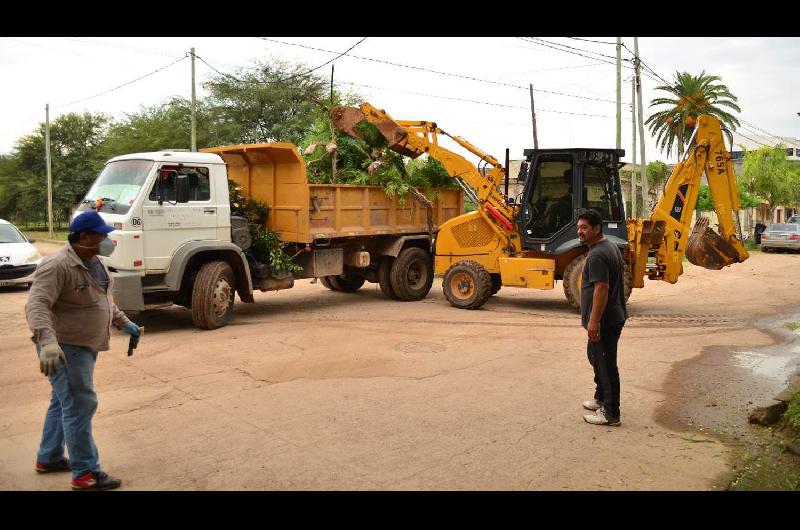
111, 270, 146, 312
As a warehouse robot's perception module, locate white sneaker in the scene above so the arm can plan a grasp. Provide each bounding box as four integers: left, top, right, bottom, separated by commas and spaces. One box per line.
583, 408, 621, 426
582, 399, 603, 411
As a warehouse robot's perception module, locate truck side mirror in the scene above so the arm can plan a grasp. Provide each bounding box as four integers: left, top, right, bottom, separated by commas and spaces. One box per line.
175, 174, 190, 203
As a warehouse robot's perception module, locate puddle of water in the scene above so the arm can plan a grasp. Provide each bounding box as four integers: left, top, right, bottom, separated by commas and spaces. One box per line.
732, 351, 795, 378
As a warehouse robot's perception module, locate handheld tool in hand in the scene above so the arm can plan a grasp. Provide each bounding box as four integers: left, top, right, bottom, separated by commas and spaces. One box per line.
127, 326, 144, 356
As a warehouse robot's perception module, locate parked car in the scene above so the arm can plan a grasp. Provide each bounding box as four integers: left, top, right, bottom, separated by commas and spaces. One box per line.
0, 219, 42, 288
787, 215, 799, 224
760, 222, 800, 253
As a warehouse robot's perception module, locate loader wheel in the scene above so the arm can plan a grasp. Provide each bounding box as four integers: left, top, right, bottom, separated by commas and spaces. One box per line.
443, 260, 492, 310
490, 274, 502, 296
191, 261, 235, 330
333, 273, 366, 292
563, 254, 586, 311
320, 276, 336, 290
563, 254, 634, 311
378, 257, 397, 299
390, 247, 434, 301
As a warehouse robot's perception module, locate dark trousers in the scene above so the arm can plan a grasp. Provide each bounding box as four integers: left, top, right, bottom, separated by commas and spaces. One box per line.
587, 322, 624, 418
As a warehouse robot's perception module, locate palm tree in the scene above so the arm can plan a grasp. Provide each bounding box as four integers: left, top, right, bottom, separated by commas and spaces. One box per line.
646, 71, 741, 159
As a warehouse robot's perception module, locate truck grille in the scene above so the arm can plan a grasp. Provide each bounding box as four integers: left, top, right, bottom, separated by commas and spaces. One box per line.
0, 264, 36, 280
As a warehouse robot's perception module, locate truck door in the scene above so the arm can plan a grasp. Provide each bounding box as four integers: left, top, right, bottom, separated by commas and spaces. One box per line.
142, 164, 217, 272
519, 153, 576, 244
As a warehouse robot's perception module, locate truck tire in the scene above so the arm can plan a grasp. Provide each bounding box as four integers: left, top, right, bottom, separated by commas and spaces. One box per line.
320, 276, 336, 290
378, 257, 398, 299
390, 247, 434, 301
191, 261, 236, 329
442, 260, 492, 310
332, 273, 366, 292
490, 274, 502, 296
562, 254, 586, 310
563, 254, 634, 310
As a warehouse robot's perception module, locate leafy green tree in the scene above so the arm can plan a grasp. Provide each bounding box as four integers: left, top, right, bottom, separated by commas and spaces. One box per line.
203, 60, 328, 145
696, 184, 761, 212
739, 145, 795, 217
646, 71, 741, 158
646, 160, 671, 205
1, 112, 110, 227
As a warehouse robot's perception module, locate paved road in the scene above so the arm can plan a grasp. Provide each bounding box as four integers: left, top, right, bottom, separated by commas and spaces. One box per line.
2, 243, 799, 490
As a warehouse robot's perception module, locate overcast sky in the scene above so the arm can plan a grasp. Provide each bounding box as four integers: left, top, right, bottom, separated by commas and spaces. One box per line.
1, 36, 798, 168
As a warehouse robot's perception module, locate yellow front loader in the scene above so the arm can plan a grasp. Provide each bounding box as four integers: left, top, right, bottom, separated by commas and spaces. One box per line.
332, 103, 749, 310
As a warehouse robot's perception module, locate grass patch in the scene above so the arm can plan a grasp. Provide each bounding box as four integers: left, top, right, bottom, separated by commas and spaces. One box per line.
787, 393, 800, 430
22, 230, 69, 242
784, 322, 800, 332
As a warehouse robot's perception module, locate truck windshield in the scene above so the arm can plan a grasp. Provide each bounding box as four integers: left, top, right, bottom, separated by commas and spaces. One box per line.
78, 159, 154, 215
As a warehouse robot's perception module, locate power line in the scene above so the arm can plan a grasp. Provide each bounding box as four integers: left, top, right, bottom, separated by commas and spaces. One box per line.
565, 37, 618, 46
730, 129, 775, 148
336, 80, 613, 118
54, 54, 189, 109
256, 36, 620, 104
522, 37, 623, 62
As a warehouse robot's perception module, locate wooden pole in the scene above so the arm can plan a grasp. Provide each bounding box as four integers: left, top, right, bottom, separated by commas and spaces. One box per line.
190, 48, 196, 152
45, 103, 53, 238
631, 76, 637, 217
529, 83, 539, 150
634, 37, 649, 216
616, 37, 622, 150
330, 64, 337, 184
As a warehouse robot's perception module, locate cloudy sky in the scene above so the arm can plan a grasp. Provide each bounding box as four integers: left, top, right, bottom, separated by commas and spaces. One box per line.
1, 36, 797, 168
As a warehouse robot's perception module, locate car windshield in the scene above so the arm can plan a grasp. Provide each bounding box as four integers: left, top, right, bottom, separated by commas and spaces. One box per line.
769, 224, 797, 231
78, 159, 155, 215
0, 224, 27, 244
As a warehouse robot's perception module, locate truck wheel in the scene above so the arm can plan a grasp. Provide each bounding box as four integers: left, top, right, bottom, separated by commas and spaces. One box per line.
563, 254, 586, 310
378, 257, 398, 299
442, 260, 492, 310
333, 273, 366, 292
390, 247, 434, 301
191, 261, 236, 330
490, 274, 502, 296
320, 276, 337, 290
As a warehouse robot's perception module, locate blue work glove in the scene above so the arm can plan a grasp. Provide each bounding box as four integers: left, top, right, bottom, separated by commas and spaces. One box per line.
122, 322, 141, 337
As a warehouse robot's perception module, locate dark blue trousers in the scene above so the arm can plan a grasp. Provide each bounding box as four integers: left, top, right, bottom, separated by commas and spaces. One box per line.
587, 322, 624, 418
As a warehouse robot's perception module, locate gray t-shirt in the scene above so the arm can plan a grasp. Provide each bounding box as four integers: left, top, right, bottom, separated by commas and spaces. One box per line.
580, 238, 628, 328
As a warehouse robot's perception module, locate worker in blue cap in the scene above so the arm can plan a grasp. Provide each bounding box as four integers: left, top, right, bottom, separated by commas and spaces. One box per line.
25, 210, 140, 490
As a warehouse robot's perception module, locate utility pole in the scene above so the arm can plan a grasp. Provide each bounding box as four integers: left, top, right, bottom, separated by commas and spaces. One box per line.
45, 103, 54, 239
634, 37, 649, 216
529, 83, 539, 150
190, 47, 197, 152
616, 37, 622, 150
630, 77, 637, 217
330, 65, 337, 184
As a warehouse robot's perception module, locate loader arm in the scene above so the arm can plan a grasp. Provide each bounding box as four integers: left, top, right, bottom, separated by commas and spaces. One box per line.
331, 103, 521, 253
628, 114, 749, 287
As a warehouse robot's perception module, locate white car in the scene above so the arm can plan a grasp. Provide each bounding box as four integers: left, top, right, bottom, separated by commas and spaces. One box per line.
0, 219, 43, 288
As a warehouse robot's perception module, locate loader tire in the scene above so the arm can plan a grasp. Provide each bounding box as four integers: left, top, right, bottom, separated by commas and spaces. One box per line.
443, 260, 493, 310
378, 256, 398, 299
490, 274, 502, 296
563, 253, 586, 311
390, 247, 434, 301
191, 261, 235, 330
332, 273, 366, 292
563, 254, 634, 311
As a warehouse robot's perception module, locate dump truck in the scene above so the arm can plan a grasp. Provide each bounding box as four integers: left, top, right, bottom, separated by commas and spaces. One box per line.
332, 103, 749, 310
76, 143, 462, 329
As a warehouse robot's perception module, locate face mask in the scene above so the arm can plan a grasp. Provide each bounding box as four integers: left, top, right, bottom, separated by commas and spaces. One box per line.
74, 237, 116, 257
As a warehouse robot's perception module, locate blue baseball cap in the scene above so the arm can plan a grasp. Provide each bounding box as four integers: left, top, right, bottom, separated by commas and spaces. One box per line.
69, 211, 115, 234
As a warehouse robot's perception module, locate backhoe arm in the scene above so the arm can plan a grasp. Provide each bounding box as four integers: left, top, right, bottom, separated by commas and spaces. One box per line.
629, 114, 748, 285
331, 103, 520, 252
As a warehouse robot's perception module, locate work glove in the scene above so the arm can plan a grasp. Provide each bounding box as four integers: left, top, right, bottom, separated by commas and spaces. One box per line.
121, 322, 141, 337
39, 343, 66, 377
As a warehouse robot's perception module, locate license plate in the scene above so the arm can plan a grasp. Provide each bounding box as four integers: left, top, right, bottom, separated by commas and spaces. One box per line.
0, 256, 10, 263
0, 280, 18, 287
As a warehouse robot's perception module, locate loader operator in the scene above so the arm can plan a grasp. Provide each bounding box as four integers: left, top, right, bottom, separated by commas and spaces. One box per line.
576, 209, 627, 427
25, 211, 140, 490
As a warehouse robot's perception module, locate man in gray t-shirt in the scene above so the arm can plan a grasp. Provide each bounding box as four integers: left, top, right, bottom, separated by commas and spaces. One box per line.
576, 209, 627, 426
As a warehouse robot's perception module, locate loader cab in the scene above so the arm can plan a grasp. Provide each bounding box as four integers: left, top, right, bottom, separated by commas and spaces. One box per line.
518, 148, 627, 253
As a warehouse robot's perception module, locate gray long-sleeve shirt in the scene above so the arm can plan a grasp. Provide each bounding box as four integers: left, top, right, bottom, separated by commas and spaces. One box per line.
25, 244, 131, 352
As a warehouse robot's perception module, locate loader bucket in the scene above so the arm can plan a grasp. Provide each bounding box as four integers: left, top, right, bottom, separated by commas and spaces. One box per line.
685, 217, 741, 270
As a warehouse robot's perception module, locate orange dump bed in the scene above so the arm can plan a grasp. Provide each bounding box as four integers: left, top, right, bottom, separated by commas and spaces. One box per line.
202, 143, 463, 244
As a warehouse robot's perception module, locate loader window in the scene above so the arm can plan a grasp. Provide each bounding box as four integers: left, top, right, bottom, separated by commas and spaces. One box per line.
148, 166, 211, 202
583, 161, 623, 221
526, 156, 574, 238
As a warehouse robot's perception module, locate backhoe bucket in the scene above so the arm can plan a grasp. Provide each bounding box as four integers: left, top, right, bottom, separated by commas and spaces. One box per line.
685, 217, 741, 270
331, 106, 416, 157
